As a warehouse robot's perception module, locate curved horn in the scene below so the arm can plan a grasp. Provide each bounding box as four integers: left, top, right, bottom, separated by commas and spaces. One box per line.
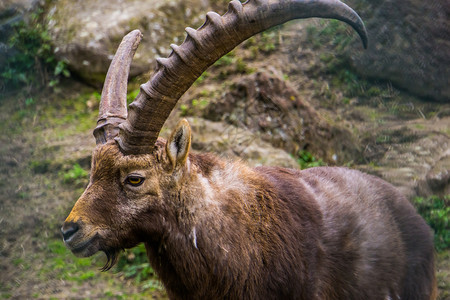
117, 0, 368, 154
93, 29, 143, 144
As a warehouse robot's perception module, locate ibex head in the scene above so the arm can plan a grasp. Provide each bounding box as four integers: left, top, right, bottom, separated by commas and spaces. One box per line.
62, 120, 194, 269
61, 0, 367, 270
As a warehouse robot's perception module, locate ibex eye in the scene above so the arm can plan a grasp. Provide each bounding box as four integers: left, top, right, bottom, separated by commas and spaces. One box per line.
125, 175, 144, 187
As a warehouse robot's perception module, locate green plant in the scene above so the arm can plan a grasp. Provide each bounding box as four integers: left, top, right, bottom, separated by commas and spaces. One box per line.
413, 195, 450, 252
210, 50, 254, 78
214, 51, 235, 67
179, 104, 189, 116
127, 89, 140, 104
1, 7, 70, 93
193, 71, 209, 86
180, 98, 210, 116
260, 26, 282, 53
116, 244, 163, 291
30, 159, 52, 174
235, 57, 254, 74
39, 239, 100, 284
192, 98, 209, 109
62, 163, 89, 185
296, 150, 326, 169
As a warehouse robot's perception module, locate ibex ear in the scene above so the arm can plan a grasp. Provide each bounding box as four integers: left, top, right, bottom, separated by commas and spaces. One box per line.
166, 119, 191, 170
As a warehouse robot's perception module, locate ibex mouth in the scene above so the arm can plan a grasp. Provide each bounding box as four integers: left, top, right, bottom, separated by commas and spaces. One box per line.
65, 232, 101, 258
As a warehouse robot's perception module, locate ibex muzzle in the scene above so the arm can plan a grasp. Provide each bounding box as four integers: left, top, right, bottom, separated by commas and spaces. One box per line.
62, 0, 436, 299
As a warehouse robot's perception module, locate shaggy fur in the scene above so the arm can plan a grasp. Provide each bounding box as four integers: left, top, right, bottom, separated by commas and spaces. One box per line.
62, 131, 436, 299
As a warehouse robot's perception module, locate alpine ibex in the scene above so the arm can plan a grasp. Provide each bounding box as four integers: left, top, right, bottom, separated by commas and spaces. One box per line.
61, 0, 436, 299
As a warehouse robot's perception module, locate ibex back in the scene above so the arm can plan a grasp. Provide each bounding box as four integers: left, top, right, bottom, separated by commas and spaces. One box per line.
61, 0, 436, 299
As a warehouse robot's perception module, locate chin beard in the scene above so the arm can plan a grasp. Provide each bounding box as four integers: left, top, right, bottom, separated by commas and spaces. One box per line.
101, 248, 122, 271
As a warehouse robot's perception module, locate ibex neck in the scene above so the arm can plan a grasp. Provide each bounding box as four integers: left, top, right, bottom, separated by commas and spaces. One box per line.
144, 155, 322, 298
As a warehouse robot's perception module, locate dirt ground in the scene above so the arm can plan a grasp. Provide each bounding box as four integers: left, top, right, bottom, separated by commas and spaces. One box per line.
0, 20, 448, 299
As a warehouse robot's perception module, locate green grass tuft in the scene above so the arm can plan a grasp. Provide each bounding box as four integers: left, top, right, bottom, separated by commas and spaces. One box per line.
296, 150, 326, 169
413, 195, 450, 252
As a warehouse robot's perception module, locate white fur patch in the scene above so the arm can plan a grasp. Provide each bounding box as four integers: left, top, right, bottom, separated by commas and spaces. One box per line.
210, 163, 248, 198
190, 227, 198, 249
196, 174, 217, 206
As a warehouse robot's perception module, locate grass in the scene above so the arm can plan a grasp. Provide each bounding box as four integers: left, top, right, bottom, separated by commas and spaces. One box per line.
61, 163, 89, 186
40, 240, 94, 282
413, 195, 450, 252
7, 227, 166, 298
295, 150, 326, 169
0, 85, 167, 298
116, 244, 164, 292
210, 50, 255, 80
243, 25, 282, 55
0, 84, 99, 141
437, 250, 450, 300
180, 97, 210, 116
24, 238, 163, 299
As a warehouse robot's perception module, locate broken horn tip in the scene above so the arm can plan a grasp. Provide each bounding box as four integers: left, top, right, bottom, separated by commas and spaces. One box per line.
129, 29, 142, 35
123, 29, 143, 42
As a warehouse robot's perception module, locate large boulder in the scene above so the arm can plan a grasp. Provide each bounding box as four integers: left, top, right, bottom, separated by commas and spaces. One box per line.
347, 0, 449, 102
45, 0, 226, 86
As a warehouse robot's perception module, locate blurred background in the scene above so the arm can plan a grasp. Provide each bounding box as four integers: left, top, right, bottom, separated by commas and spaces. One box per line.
0, 0, 448, 298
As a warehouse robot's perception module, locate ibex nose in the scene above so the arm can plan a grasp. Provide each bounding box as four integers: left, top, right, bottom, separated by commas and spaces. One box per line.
61, 222, 79, 241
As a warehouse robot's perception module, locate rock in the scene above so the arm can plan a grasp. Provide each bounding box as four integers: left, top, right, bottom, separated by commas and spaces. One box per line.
426, 154, 450, 189
346, 0, 449, 102
186, 117, 300, 169
44, 0, 224, 86
359, 124, 450, 199
418, 151, 450, 197
203, 71, 362, 164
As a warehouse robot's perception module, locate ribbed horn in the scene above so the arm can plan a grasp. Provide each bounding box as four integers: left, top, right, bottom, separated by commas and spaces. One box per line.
117, 0, 368, 154
93, 29, 143, 145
